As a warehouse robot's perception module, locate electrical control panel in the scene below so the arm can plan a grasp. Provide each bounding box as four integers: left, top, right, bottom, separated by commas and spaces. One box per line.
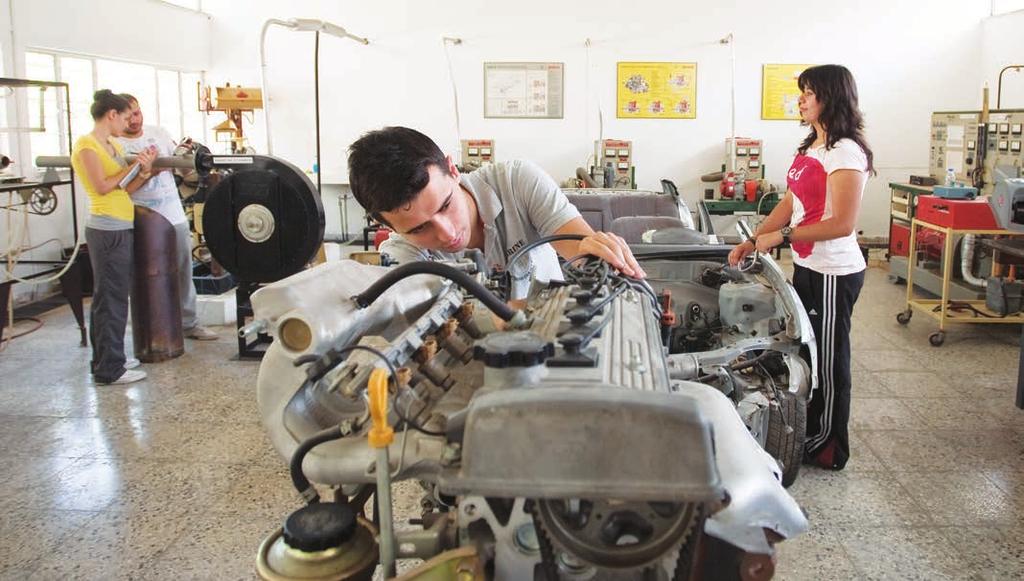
594, 139, 634, 185
930, 110, 1024, 195
461, 139, 495, 169
725, 137, 765, 180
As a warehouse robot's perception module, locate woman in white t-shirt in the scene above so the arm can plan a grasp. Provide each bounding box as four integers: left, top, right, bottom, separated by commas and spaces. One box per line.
729, 64, 875, 471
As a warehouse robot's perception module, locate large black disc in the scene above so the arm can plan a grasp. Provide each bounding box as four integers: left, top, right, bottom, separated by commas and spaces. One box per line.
202, 155, 324, 283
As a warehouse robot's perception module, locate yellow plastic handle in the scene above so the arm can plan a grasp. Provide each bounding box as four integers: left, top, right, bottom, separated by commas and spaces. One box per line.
368, 368, 394, 448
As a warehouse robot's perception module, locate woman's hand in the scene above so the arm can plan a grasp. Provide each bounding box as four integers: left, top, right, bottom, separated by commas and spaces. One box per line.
577, 231, 647, 279
728, 239, 755, 266
755, 230, 784, 253
135, 146, 156, 173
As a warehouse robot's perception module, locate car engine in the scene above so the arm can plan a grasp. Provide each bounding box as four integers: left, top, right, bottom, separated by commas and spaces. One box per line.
252, 242, 810, 581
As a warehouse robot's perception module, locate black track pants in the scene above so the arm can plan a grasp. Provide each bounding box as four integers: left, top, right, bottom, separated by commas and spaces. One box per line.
86, 227, 133, 383
792, 263, 864, 469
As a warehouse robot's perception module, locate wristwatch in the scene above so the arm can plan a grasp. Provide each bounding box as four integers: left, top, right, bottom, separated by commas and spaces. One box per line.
780, 226, 793, 245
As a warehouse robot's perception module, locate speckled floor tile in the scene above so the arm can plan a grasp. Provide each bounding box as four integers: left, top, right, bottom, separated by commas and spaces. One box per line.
982, 468, 1024, 498
859, 429, 968, 471
843, 430, 888, 472
936, 525, 1024, 581
0, 508, 99, 577
910, 399, 1005, 431
773, 523, 859, 581
3, 458, 235, 513
850, 370, 896, 398
787, 470, 931, 527
79, 417, 272, 464
850, 398, 930, 430
836, 526, 972, 580
137, 510, 279, 580
871, 370, 963, 399
0, 416, 116, 459
852, 348, 922, 372
891, 471, 1021, 526
24, 508, 193, 580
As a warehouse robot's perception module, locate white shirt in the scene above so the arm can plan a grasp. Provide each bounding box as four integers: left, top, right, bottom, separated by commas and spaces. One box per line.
786, 138, 868, 276
116, 125, 187, 225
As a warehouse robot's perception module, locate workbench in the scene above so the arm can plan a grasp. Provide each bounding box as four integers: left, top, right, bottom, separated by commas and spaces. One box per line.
978, 237, 1024, 410
896, 218, 1024, 348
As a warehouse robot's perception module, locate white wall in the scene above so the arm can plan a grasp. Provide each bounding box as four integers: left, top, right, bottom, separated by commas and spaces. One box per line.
203, 0, 994, 240
981, 9, 1024, 110
0, 0, 211, 305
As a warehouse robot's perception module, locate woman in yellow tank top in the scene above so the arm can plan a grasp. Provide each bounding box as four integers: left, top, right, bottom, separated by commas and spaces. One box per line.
71, 90, 156, 385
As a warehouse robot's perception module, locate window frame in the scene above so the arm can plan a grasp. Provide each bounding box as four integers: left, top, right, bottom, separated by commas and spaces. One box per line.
22, 47, 206, 163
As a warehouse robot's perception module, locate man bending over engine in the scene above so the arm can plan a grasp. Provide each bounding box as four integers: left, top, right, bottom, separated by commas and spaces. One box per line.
347, 126, 645, 299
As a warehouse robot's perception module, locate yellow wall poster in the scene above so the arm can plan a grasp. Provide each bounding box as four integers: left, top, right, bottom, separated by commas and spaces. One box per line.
761, 64, 814, 120
616, 62, 697, 119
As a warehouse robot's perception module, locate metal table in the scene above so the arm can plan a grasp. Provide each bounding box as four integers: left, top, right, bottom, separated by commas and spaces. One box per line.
979, 237, 1024, 410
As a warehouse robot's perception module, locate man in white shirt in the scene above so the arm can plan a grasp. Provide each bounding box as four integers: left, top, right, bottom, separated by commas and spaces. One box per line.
118, 94, 217, 341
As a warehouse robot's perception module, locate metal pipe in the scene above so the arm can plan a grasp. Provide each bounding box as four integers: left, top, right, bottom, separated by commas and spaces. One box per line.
258, 18, 293, 156
35, 154, 196, 170
960, 234, 988, 288
259, 18, 369, 156
375, 446, 396, 578
997, 65, 1023, 109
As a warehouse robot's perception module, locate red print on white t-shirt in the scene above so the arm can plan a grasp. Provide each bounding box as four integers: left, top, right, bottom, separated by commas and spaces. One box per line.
786, 154, 827, 258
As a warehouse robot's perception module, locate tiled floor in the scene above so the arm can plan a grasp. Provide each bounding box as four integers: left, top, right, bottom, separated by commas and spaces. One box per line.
0, 264, 1021, 580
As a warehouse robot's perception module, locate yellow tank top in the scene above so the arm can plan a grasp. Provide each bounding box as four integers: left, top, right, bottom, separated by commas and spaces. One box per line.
71, 134, 135, 222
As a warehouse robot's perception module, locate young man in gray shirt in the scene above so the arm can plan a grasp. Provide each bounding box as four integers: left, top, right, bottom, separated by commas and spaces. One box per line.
347, 127, 646, 299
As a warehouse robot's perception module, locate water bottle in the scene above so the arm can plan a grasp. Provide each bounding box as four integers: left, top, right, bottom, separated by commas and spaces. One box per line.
945, 168, 956, 187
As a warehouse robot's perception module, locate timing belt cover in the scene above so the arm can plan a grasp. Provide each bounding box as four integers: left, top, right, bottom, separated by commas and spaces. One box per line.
202, 155, 324, 283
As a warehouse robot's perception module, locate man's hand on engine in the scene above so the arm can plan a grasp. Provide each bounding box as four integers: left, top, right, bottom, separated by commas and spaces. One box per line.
578, 232, 647, 279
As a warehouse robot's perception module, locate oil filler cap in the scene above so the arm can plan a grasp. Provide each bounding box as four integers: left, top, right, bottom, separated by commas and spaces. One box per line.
473, 331, 553, 368
282, 502, 357, 552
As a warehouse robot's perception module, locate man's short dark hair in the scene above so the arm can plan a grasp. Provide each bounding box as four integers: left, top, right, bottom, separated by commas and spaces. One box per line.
120, 93, 139, 106
347, 127, 449, 224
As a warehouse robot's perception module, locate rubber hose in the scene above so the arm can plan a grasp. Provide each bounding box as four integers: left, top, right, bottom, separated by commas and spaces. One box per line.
353, 261, 517, 322
291, 425, 344, 504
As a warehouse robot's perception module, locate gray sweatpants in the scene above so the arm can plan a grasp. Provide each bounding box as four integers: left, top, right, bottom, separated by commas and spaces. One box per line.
173, 221, 198, 329
86, 227, 132, 383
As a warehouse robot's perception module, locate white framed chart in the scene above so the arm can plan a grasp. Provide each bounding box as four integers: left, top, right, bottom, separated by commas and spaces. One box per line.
484, 62, 564, 119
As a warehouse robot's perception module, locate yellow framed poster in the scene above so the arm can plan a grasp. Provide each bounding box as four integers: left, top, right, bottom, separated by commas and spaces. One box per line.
761, 64, 814, 120
616, 62, 697, 119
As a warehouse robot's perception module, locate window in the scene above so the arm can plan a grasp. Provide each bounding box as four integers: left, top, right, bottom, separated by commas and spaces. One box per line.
24, 52, 62, 158
23, 50, 206, 166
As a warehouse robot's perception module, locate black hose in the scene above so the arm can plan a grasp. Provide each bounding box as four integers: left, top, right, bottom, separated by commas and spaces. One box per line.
506, 233, 587, 271
291, 425, 344, 504
353, 261, 517, 322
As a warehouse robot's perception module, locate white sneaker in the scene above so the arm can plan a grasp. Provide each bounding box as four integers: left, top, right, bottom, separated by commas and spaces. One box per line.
125, 358, 141, 369
99, 369, 147, 385
185, 326, 219, 341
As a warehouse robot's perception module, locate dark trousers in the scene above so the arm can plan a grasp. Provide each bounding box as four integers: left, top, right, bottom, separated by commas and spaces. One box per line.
792, 263, 864, 469
86, 227, 133, 383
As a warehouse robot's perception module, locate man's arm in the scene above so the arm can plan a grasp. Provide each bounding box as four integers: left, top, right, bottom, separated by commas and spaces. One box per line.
550, 216, 646, 279
510, 160, 645, 278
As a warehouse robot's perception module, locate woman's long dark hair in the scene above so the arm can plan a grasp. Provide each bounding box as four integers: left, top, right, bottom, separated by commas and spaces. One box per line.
797, 65, 875, 175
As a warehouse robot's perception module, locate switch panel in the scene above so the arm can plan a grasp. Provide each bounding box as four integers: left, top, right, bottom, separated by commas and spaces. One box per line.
461, 139, 495, 168
930, 110, 1024, 195
725, 137, 764, 179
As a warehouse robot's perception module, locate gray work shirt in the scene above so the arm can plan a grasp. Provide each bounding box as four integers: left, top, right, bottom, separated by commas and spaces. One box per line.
379, 159, 581, 299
